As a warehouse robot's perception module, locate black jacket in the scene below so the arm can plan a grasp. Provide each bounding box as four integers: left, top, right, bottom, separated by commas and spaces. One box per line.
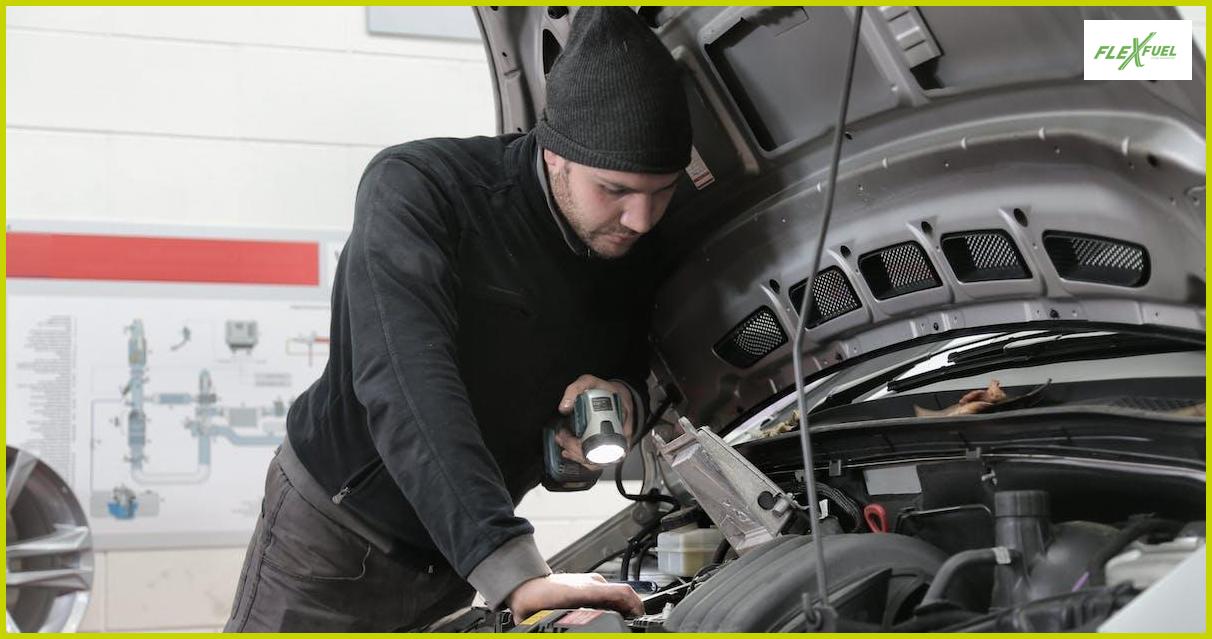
287, 132, 655, 580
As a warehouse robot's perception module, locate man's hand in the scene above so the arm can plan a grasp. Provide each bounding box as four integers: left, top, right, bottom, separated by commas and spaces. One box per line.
555, 374, 635, 469
508, 573, 644, 621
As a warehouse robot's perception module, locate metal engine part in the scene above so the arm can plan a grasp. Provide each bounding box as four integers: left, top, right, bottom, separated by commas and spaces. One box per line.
6, 446, 94, 632
653, 418, 795, 554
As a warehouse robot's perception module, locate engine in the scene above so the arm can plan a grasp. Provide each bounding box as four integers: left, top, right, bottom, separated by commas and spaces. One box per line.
434, 414, 1204, 633
663, 486, 1203, 632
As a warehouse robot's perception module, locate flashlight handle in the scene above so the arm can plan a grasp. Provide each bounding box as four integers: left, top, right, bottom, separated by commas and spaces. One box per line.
540, 426, 602, 492
572, 392, 590, 437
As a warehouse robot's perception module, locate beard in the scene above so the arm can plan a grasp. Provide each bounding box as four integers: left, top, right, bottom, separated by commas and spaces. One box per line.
549, 165, 637, 259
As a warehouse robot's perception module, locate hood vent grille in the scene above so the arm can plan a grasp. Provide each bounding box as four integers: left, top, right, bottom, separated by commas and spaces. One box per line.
858, 241, 941, 299
1044, 232, 1150, 287
713, 306, 787, 369
788, 267, 862, 328
941, 230, 1031, 282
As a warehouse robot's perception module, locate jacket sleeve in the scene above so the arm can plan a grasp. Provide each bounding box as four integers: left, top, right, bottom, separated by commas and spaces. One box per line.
343, 156, 549, 605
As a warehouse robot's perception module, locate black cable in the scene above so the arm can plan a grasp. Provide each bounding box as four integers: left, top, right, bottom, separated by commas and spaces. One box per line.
615, 458, 680, 509
592, 394, 680, 581
691, 562, 721, 582
613, 416, 680, 582
815, 482, 863, 532
791, 6, 865, 617
618, 543, 634, 581
586, 547, 628, 573
613, 386, 680, 508
630, 385, 680, 446
632, 540, 655, 580
917, 547, 1021, 612
619, 514, 666, 581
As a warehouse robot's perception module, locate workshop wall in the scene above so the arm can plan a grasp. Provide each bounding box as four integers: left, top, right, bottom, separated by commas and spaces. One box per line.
1187, 6, 1207, 51
6, 6, 492, 232
6, 7, 630, 632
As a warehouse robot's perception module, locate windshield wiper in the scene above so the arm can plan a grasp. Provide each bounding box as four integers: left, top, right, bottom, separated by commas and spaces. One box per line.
887, 332, 1202, 394
943, 330, 1065, 364
806, 333, 1028, 416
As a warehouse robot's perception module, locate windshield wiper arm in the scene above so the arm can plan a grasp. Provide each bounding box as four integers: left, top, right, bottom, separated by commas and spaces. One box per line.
946, 330, 1063, 364
887, 333, 1202, 394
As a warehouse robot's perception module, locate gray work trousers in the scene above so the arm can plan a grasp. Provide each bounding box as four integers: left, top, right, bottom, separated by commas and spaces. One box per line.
224, 455, 474, 632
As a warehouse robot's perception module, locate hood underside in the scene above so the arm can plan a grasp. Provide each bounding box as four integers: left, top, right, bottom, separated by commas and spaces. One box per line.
477, 6, 1206, 428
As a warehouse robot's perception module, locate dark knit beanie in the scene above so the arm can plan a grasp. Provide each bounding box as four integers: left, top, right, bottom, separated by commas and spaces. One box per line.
536, 7, 692, 174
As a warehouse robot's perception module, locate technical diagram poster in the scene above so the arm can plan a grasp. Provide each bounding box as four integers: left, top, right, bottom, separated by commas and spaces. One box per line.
6, 221, 348, 549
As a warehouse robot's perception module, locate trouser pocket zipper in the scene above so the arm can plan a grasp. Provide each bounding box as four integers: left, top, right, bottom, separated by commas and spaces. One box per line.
331, 459, 385, 505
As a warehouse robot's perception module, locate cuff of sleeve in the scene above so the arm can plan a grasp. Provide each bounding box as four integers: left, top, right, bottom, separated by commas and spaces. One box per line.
466, 534, 552, 611
613, 379, 646, 444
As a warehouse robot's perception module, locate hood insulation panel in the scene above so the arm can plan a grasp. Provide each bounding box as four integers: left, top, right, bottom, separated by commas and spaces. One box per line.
941, 230, 1032, 282
712, 306, 787, 369
1044, 232, 1151, 287
788, 266, 863, 328
858, 241, 942, 299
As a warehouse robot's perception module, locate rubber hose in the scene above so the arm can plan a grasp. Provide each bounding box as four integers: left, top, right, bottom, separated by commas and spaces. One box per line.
630, 387, 679, 445
918, 547, 1020, 611
815, 482, 862, 532
619, 516, 665, 582
615, 458, 679, 509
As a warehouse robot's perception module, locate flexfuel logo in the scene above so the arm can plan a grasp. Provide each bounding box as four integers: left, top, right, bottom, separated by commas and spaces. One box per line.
1093, 33, 1178, 69
1085, 20, 1192, 80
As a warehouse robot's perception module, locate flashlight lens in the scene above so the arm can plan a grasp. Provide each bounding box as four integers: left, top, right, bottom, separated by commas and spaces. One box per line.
585, 443, 625, 465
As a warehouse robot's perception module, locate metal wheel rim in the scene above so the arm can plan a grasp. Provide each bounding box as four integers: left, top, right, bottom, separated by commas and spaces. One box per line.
6, 446, 94, 632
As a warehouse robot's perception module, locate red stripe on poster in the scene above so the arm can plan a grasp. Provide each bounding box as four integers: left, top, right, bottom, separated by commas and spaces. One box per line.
6, 232, 320, 286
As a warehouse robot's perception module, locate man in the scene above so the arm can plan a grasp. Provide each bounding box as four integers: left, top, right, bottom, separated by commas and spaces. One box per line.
225, 7, 691, 632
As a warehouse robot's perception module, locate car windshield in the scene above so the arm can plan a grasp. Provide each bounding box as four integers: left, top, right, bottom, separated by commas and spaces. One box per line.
724, 327, 1205, 445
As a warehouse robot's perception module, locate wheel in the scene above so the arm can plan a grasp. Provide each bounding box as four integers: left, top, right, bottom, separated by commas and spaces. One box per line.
6, 446, 94, 632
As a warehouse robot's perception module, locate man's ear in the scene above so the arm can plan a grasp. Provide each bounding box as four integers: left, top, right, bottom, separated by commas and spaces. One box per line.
543, 148, 565, 174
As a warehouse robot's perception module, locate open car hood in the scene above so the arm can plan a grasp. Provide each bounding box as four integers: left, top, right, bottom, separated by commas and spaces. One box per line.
477, 6, 1205, 429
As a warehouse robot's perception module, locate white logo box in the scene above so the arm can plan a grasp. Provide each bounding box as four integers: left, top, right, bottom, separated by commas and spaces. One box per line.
1084, 20, 1193, 81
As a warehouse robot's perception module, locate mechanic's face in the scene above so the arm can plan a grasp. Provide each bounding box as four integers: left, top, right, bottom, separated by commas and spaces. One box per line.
545, 149, 680, 259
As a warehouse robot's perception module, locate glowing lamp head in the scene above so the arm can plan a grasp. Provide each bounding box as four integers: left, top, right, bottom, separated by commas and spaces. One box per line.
573, 388, 628, 466
585, 442, 625, 465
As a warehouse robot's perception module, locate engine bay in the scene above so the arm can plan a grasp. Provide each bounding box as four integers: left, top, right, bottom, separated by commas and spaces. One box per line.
659, 460, 1204, 632
432, 400, 1204, 633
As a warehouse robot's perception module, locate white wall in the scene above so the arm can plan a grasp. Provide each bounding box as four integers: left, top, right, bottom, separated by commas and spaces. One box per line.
6, 6, 493, 231
1177, 6, 1206, 53
6, 7, 630, 632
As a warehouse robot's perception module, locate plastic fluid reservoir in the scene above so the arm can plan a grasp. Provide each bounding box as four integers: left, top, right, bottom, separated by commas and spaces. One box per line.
1105, 536, 1205, 589
656, 526, 724, 577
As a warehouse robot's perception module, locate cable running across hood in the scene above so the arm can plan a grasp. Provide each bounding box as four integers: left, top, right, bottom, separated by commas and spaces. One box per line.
790, 5, 864, 628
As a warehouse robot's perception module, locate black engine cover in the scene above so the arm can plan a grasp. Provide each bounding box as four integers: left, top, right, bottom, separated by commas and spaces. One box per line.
667, 533, 947, 632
